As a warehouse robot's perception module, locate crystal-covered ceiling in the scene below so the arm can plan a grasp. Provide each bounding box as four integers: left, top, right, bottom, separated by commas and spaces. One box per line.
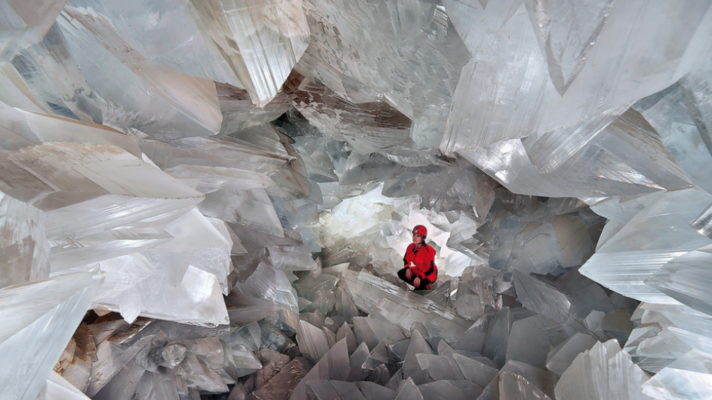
1, 0, 712, 399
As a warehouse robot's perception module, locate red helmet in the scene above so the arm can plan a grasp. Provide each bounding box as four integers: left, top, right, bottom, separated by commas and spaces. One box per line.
413, 225, 427, 238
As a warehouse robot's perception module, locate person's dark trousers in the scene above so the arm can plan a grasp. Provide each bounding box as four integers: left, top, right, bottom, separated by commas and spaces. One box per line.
397, 268, 431, 290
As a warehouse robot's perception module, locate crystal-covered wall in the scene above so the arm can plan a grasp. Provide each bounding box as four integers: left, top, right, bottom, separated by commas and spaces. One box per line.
1, 0, 712, 399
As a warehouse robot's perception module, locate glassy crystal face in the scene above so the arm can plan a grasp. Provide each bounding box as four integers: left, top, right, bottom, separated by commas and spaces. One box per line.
2, 0, 712, 399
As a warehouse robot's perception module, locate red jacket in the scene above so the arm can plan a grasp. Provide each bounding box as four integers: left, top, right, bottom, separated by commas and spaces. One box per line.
403, 243, 438, 283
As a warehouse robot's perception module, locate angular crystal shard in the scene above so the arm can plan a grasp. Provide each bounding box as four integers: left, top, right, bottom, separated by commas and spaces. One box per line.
225, 292, 280, 327
0, 269, 103, 400
296, 320, 330, 364
415, 354, 465, 381
0, 101, 140, 154
642, 349, 712, 400
0, 191, 48, 289
448, 0, 712, 176
234, 261, 299, 313
453, 353, 498, 388
297, 0, 469, 152
286, 75, 415, 155
646, 247, 712, 315
46, 370, 92, 400
401, 330, 433, 385
680, 58, 712, 147
1, 143, 203, 242
633, 83, 712, 195
394, 377, 423, 400
480, 360, 558, 400
441, 0, 549, 154
453, 316, 488, 353
87, 254, 229, 326
217, 83, 291, 135
291, 339, 349, 400
202, 187, 285, 237
354, 381, 395, 400
506, 315, 569, 369
581, 188, 712, 303
55, 6, 222, 139
499, 371, 553, 400
0, 0, 68, 61
418, 380, 483, 400
545, 332, 597, 376
270, 246, 318, 272
524, 0, 615, 96
513, 271, 571, 325
196, 0, 310, 107
555, 340, 653, 400
341, 270, 470, 344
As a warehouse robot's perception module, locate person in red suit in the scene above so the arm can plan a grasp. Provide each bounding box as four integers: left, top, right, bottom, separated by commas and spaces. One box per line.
397, 225, 438, 290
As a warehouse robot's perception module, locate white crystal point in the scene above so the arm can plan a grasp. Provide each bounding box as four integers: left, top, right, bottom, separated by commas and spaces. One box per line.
545, 332, 597, 376
0, 63, 50, 114
513, 270, 571, 325
522, 106, 692, 183
642, 349, 712, 400
499, 370, 553, 400
234, 261, 299, 313
0, 0, 68, 61
445, 0, 711, 172
0, 269, 103, 400
56, 6, 222, 140
45, 370, 91, 400
85, 253, 228, 326
146, 209, 233, 294
2, 143, 204, 245
524, 0, 615, 96
581, 188, 712, 303
0, 101, 141, 155
458, 136, 670, 199
290, 338, 349, 400
2, 23, 107, 123
65, 0, 247, 89
506, 315, 569, 369
479, 360, 559, 400
269, 245, 318, 272
633, 83, 712, 196
645, 247, 712, 317
440, 0, 549, 154
210, 0, 310, 107
297, 320, 331, 364
394, 377, 423, 400
140, 136, 290, 174
555, 339, 654, 400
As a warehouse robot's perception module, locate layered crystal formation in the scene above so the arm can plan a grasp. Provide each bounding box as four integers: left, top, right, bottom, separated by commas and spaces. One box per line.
64, 0, 309, 107
1, 0, 712, 399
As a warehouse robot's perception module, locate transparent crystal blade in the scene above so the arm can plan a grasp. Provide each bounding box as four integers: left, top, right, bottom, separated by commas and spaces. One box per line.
0, 270, 103, 400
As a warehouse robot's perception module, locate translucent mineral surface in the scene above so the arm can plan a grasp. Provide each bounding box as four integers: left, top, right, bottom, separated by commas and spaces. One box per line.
1, 1, 712, 399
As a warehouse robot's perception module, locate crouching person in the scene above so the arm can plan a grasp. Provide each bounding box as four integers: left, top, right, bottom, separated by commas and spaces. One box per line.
397, 225, 438, 290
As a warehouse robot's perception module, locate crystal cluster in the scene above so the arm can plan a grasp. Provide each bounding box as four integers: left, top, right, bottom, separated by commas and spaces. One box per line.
0, 0, 711, 399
